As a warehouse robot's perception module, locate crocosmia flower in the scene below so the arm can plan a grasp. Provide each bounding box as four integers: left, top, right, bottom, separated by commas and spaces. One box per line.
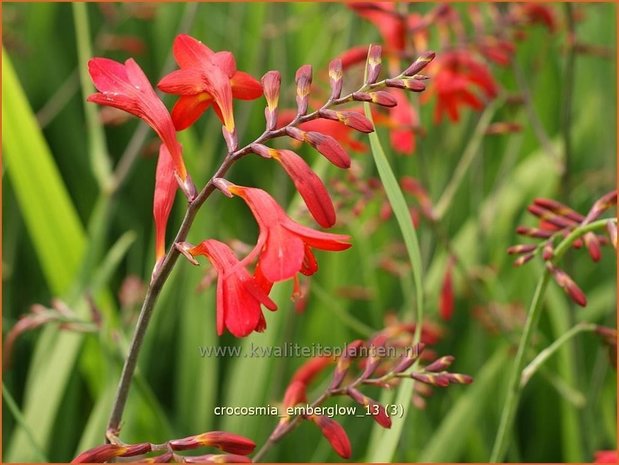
427, 51, 498, 123
158, 34, 263, 132
188, 239, 277, 337
153, 145, 178, 263
218, 182, 351, 284
87, 57, 188, 184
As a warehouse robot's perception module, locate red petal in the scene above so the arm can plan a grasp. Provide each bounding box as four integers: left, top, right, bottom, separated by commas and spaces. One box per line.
260, 228, 305, 282
282, 220, 351, 252
211, 51, 237, 77
173, 33, 214, 68
231, 71, 263, 100
158, 68, 208, 95
153, 145, 178, 261
171, 94, 213, 131
88, 57, 129, 92
274, 149, 336, 228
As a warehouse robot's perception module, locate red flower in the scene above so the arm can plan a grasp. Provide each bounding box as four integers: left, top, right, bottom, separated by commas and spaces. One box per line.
87, 57, 188, 185
426, 51, 498, 123
153, 145, 178, 263
595, 451, 618, 463
439, 256, 455, 321
219, 183, 351, 283
188, 239, 277, 337
158, 34, 262, 132
252, 146, 336, 227
349, 2, 406, 53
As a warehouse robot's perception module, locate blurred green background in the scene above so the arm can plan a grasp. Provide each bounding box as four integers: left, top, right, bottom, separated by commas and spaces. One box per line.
2, 2, 616, 462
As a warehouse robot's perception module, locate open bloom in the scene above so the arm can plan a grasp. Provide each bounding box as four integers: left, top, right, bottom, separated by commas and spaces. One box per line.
158, 34, 262, 132
188, 239, 277, 337
426, 51, 498, 123
87, 57, 188, 183
219, 183, 351, 284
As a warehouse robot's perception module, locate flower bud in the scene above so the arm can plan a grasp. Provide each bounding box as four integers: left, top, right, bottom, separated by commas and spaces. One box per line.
403, 51, 436, 77
295, 64, 313, 116
329, 58, 344, 99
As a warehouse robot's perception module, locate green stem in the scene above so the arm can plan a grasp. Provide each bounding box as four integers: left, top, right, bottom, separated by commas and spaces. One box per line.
490, 271, 551, 462
490, 218, 612, 461
521, 322, 597, 387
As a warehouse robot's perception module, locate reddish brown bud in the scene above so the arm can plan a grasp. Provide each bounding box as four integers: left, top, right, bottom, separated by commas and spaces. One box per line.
330, 339, 364, 389
262, 70, 281, 130
547, 263, 587, 307
295, 64, 313, 116
329, 58, 344, 99
533, 198, 584, 223
485, 122, 523, 135
513, 253, 535, 267
310, 415, 352, 458
528, 204, 577, 229
304, 131, 351, 169
424, 355, 455, 372
584, 232, 601, 262
271, 149, 336, 228
366, 44, 382, 84
584, 190, 617, 223
183, 454, 252, 463
319, 109, 374, 133
72, 443, 151, 463
411, 372, 449, 387
507, 244, 537, 255
347, 388, 392, 428
393, 343, 425, 373
370, 91, 398, 107
445, 373, 474, 384
403, 51, 436, 76
169, 431, 255, 455
516, 226, 554, 239
385, 78, 426, 92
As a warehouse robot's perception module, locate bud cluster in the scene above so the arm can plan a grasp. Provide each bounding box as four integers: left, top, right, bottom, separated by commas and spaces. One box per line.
261, 326, 473, 460
72, 430, 256, 463
509, 191, 617, 306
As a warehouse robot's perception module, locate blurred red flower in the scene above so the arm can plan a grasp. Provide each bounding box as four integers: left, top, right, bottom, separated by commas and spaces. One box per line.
426, 50, 498, 123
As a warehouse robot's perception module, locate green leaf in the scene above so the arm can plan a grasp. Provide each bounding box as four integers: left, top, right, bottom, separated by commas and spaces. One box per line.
418, 348, 509, 462
363, 102, 425, 462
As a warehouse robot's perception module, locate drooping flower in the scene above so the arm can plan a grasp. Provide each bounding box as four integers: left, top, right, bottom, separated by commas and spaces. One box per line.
153, 144, 178, 264
186, 239, 277, 337
426, 50, 498, 123
309, 415, 352, 459
251, 145, 336, 227
216, 182, 351, 284
87, 57, 190, 190
158, 34, 263, 134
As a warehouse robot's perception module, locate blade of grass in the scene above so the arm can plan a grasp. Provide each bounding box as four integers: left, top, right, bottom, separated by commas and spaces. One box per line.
3, 49, 90, 461
72, 2, 112, 191
2, 383, 49, 462
362, 102, 425, 462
